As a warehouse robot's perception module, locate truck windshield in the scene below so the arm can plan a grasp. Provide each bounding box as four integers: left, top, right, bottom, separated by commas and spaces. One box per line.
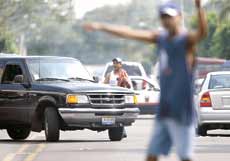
26, 58, 93, 82
105, 64, 142, 77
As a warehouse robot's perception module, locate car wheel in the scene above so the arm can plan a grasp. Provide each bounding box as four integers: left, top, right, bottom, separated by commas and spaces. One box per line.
197, 125, 207, 136
108, 127, 124, 141
7, 127, 30, 140
44, 107, 60, 142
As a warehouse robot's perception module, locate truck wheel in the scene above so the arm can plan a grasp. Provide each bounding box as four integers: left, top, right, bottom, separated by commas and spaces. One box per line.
197, 125, 207, 136
108, 127, 124, 141
7, 127, 30, 140
44, 107, 60, 142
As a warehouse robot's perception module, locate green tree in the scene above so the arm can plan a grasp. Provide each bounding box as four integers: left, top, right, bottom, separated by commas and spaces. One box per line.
211, 22, 230, 59
219, 0, 230, 22
190, 12, 218, 57
0, 27, 18, 53
0, 0, 75, 55
209, 0, 230, 22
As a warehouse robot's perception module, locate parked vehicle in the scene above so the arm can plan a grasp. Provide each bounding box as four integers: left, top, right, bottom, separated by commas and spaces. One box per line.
196, 71, 230, 136
0, 56, 139, 141
130, 76, 160, 114
102, 61, 147, 82
194, 78, 204, 94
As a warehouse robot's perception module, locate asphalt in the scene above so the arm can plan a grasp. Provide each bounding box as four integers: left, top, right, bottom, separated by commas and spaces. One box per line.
1, 116, 230, 161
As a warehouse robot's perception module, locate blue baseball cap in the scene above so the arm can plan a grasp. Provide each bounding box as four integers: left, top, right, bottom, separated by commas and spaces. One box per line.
159, 2, 181, 17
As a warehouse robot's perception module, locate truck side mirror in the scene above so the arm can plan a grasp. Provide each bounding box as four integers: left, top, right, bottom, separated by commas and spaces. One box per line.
93, 76, 99, 83
14, 75, 24, 84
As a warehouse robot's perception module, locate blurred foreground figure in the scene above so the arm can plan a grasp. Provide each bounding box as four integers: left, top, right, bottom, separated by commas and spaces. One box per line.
84, 0, 207, 160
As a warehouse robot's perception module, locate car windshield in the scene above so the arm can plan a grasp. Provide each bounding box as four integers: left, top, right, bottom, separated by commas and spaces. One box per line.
209, 74, 230, 89
26, 58, 93, 82
105, 64, 142, 77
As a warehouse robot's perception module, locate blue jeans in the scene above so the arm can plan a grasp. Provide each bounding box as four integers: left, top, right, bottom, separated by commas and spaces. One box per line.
147, 118, 195, 160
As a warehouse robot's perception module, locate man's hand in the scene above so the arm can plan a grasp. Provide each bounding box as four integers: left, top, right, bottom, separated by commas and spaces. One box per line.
83, 22, 103, 32
195, 0, 201, 9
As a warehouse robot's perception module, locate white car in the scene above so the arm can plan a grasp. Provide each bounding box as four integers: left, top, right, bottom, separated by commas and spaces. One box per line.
130, 76, 160, 114
196, 71, 230, 136
194, 78, 204, 94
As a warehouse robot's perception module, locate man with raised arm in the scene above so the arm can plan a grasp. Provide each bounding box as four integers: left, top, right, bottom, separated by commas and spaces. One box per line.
84, 0, 207, 161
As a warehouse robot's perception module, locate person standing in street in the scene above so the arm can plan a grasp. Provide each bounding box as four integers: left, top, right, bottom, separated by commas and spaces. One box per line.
104, 58, 131, 89
104, 58, 131, 138
84, 0, 207, 160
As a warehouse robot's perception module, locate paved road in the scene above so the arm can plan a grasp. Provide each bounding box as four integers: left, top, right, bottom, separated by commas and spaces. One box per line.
1, 117, 230, 161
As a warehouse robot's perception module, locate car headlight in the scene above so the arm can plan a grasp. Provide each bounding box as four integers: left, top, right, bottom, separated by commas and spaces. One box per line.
66, 94, 89, 104
125, 95, 138, 104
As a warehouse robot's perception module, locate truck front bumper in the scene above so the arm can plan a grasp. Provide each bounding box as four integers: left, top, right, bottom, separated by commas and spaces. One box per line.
58, 108, 140, 128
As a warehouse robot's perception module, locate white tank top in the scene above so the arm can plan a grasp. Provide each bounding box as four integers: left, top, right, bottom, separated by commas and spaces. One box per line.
109, 71, 119, 86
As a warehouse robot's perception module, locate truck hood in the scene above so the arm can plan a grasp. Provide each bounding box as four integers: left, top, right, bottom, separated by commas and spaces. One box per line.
32, 82, 134, 94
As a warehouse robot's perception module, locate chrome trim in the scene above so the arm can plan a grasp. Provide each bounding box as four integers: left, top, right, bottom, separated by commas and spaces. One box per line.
58, 108, 140, 113
87, 93, 126, 106
87, 93, 134, 95
58, 107, 139, 127
89, 98, 125, 101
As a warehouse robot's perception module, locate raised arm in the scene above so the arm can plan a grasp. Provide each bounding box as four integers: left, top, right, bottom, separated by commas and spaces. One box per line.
84, 22, 159, 43
188, 0, 208, 44
103, 73, 110, 84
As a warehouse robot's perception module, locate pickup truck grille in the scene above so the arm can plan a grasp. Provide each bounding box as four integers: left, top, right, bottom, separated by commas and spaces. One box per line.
88, 94, 125, 105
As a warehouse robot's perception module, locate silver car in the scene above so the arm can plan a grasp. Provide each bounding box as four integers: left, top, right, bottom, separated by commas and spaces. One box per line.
196, 71, 230, 136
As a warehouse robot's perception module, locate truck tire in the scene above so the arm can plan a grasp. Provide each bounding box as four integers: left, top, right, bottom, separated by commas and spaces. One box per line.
44, 107, 60, 142
197, 125, 207, 136
108, 127, 124, 141
7, 127, 30, 140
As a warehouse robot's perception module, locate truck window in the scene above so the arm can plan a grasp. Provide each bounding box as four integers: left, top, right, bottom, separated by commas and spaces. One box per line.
0, 61, 4, 82
1, 64, 23, 84
105, 64, 142, 77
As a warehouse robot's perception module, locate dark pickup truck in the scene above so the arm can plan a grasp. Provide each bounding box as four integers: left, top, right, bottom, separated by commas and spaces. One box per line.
0, 56, 139, 141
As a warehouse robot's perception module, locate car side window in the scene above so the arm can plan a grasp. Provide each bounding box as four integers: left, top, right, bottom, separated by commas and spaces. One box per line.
1, 64, 24, 84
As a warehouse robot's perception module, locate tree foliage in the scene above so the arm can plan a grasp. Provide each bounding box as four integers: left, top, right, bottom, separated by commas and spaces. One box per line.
1, 0, 229, 68
211, 22, 230, 59
190, 10, 230, 60
0, 0, 74, 54
0, 27, 18, 53
28, 0, 160, 68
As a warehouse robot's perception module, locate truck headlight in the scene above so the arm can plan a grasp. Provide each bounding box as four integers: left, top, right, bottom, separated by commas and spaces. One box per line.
125, 95, 138, 104
66, 94, 89, 104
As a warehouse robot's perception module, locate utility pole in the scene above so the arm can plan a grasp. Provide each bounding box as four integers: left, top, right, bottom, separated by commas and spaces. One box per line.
19, 33, 27, 56
69, 0, 73, 24
180, 0, 185, 28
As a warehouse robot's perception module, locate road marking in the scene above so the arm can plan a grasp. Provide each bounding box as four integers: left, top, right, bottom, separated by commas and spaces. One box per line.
2, 153, 15, 161
1, 134, 42, 161
17, 144, 31, 154
2, 144, 30, 161
23, 144, 46, 161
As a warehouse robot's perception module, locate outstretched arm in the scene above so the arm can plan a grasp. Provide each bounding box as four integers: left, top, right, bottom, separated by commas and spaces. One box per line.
188, 0, 208, 44
84, 22, 159, 43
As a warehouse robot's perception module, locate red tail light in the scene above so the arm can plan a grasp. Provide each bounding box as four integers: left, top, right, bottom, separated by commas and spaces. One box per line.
200, 91, 212, 107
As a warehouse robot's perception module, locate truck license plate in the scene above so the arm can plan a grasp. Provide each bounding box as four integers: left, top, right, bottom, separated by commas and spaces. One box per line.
102, 117, 115, 125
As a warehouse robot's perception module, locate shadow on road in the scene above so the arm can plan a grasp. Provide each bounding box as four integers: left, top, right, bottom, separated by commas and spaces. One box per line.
207, 134, 230, 137
0, 139, 111, 144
